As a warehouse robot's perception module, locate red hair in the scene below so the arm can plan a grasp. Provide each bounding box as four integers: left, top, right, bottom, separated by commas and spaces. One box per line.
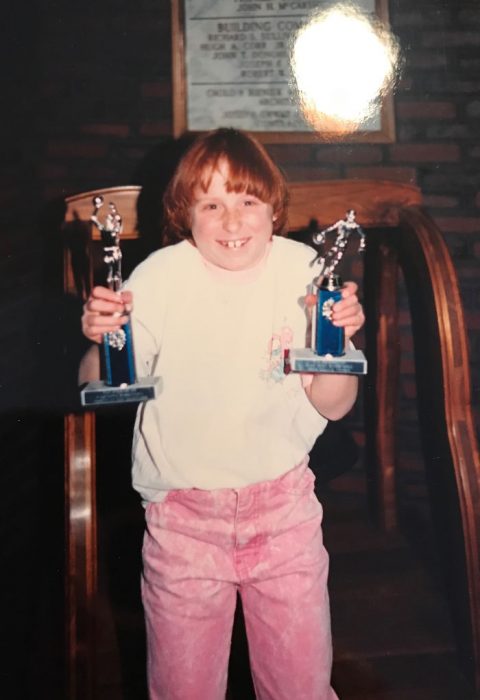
162, 128, 289, 245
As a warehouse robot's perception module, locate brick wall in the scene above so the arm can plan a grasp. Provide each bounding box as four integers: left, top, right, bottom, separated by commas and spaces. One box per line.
6, 0, 477, 405
1, 0, 479, 693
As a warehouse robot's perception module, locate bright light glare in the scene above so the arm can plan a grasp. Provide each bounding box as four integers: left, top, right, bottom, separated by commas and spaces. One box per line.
291, 4, 400, 134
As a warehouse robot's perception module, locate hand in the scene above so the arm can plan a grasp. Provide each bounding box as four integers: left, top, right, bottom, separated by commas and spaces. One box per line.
304, 280, 365, 340
332, 281, 364, 340
82, 286, 133, 343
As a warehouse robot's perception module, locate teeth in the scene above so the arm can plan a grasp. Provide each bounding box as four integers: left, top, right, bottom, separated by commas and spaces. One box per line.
221, 239, 246, 249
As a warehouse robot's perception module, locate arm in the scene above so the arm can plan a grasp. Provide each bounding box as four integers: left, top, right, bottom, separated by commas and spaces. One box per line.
79, 344, 100, 384
304, 281, 364, 420
304, 369, 358, 421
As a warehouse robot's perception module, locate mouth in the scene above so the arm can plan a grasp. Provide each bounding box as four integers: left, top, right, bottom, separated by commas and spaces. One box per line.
217, 238, 249, 249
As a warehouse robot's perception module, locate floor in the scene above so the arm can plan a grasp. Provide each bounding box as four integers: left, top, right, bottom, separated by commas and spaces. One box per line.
93, 467, 478, 700
323, 479, 476, 700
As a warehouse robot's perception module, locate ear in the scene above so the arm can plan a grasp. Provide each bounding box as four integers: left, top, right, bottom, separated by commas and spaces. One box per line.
272, 214, 278, 221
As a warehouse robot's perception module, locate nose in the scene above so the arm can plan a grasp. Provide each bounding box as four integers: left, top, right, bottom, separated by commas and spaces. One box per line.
222, 206, 241, 233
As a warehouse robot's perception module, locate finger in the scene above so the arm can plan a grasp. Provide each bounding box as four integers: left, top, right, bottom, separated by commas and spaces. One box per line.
83, 314, 126, 330
344, 311, 366, 338
335, 310, 364, 329
120, 290, 133, 312
82, 333, 103, 344
84, 300, 122, 317
333, 301, 361, 320
90, 285, 123, 302
341, 281, 358, 298
333, 296, 361, 319
82, 308, 129, 331
333, 303, 364, 325
85, 288, 131, 315
120, 289, 133, 303
82, 320, 126, 344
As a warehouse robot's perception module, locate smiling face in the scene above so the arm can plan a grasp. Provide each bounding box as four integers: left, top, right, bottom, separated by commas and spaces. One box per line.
162, 128, 289, 248
190, 162, 275, 271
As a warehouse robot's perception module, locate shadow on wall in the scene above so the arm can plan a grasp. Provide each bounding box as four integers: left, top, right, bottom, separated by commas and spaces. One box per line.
134, 134, 196, 256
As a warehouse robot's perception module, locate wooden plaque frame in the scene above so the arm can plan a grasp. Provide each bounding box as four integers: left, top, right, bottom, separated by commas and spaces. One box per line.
172, 0, 396, 143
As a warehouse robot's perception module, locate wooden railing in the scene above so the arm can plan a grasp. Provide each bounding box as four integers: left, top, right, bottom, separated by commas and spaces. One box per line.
364, 206, 480, 689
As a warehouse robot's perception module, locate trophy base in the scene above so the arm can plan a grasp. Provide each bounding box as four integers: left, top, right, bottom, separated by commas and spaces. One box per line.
284, 348, 367, 375
80, 377, 160, 407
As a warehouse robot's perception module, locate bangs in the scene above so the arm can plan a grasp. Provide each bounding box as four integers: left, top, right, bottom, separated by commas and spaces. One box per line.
196, 153, 277, 204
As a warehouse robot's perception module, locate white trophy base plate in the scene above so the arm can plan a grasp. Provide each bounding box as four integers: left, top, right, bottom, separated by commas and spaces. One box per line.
80, 376, 160, 407
285, 348, 367, 375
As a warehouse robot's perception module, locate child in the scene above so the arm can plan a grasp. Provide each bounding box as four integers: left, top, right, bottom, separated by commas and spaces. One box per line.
80, 128, 365, 700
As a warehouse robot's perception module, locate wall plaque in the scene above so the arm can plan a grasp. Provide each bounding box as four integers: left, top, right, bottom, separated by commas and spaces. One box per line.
172, 0, 395, 143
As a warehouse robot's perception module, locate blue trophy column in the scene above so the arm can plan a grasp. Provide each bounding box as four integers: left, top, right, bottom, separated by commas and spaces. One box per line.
315, 274, 345, 357
103, 323, 137, 386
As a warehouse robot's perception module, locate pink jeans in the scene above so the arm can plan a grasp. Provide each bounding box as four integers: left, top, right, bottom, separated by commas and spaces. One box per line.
142, 461, 339, 700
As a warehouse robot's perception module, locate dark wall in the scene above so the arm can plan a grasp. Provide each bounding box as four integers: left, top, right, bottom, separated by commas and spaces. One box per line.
1, 0, 479, 696
6, 0, 478, 415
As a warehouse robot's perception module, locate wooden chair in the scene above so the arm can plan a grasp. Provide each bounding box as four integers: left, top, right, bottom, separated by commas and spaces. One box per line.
63, 180, 480, 697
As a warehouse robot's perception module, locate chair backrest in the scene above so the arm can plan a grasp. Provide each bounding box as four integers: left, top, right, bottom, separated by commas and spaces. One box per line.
62, 180, 480, 696
390, 207, 480, 688
287, 179, 422, 230
288, 179, 480, 689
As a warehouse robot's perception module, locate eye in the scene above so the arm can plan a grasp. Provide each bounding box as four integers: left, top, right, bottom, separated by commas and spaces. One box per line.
201, 202, 218, 211
243, 198, 258, 207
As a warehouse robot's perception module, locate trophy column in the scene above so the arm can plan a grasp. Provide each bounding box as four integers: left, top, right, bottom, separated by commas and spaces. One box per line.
315, 274, 345, 356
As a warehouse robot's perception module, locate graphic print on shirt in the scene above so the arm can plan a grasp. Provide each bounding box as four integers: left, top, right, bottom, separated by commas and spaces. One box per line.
261, 325, 293, 382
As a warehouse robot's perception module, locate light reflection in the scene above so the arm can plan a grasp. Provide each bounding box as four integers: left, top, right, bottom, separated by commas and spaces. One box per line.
291, 3, 401, 135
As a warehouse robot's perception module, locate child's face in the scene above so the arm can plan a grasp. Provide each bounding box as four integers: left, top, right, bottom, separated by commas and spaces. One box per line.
190, 161, 275, 271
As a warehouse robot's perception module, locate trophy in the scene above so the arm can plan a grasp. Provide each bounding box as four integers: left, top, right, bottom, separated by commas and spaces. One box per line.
284, 209, 368, 375
80, 196, 159, 406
